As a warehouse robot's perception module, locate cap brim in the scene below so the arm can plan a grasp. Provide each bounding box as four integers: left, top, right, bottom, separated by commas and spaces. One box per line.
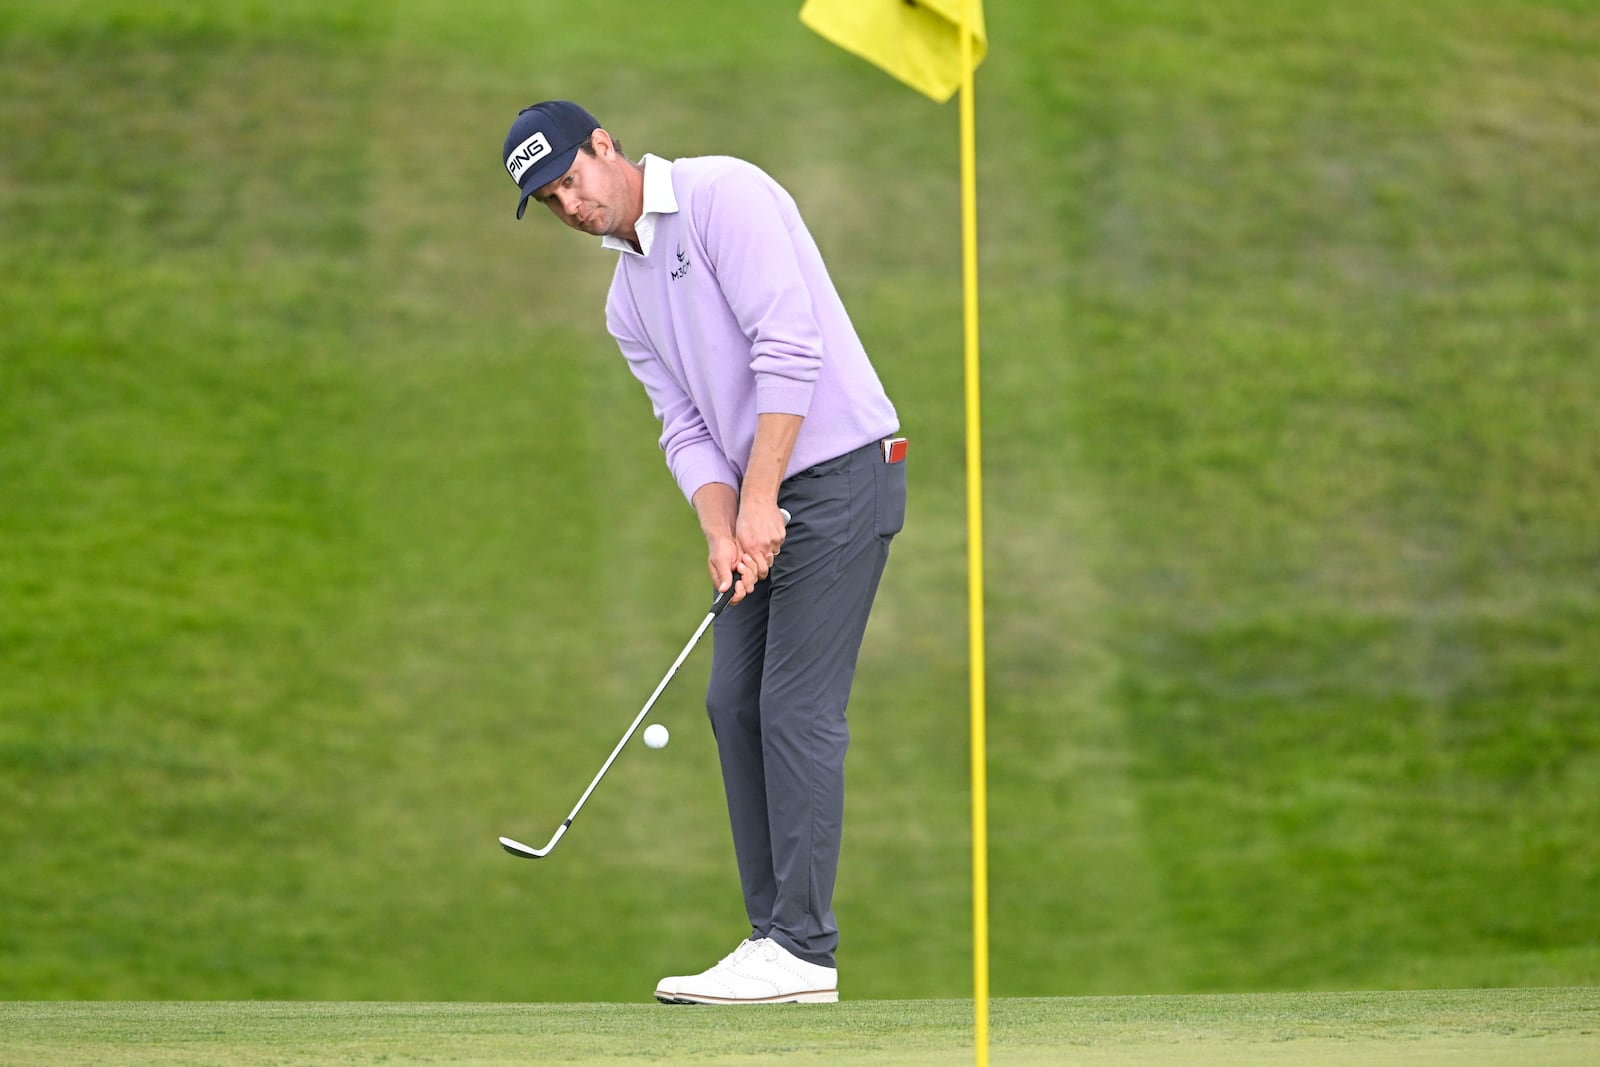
513, 144, 582, 219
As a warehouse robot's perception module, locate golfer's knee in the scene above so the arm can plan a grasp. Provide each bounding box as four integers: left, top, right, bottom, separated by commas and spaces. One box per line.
706, 675, 760, 733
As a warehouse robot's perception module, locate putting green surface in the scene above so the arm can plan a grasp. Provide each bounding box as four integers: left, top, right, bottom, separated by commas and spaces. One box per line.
4, 988, 1597, 1066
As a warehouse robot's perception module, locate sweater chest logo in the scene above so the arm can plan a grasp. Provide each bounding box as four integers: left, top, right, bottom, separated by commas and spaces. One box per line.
670, 243, 693, 280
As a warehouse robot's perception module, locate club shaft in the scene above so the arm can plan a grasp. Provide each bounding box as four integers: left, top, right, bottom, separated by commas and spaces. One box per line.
502, 518, 786, 860
508, 607, 718, 856
563, 609, 716, 823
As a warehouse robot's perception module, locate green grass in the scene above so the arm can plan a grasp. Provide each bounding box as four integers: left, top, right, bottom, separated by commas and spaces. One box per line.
5, 989, 1599, 1066
1, 0, 1598, 1003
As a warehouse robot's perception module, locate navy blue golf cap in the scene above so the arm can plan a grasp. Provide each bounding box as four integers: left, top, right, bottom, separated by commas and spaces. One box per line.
504, 100, 600, 219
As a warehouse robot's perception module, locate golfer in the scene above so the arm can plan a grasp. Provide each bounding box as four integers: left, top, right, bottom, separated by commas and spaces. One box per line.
503, 100, 906, 1004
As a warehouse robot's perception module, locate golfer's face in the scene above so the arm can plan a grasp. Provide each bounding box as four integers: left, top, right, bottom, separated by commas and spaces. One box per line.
534, 148, 623, 237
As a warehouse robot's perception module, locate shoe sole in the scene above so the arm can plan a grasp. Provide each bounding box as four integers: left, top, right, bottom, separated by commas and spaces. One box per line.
654, 989, 838, 1005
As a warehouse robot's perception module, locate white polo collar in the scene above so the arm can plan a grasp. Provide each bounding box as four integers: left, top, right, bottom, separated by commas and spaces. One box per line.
603, 153, 676, 258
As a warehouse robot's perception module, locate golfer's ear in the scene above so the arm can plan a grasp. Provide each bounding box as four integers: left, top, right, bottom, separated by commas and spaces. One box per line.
591, 128, 615, 158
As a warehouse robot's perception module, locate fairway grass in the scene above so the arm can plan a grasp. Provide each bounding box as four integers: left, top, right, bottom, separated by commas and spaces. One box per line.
4, 988, 1597, 1066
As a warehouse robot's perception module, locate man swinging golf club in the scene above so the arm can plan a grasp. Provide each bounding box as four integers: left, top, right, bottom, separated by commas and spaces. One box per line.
503, 100, 906, 1004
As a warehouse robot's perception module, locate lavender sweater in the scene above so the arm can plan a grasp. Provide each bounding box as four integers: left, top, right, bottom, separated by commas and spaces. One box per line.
605, 155, 899, 503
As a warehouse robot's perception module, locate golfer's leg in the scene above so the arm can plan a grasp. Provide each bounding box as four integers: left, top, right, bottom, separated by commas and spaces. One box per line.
762, 444, 903, 968
763, 547, 886, 968
706, 580, 777, 940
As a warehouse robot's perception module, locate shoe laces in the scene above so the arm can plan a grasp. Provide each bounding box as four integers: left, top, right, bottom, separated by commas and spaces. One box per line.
718, 939, 763, 968
722, 937, 790, 970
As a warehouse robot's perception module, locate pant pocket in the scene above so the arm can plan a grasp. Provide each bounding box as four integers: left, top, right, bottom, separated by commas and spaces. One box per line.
875, 456, 907, 540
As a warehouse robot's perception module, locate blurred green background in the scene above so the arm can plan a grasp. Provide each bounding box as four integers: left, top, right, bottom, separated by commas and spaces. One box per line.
2, 0, 1596, 1001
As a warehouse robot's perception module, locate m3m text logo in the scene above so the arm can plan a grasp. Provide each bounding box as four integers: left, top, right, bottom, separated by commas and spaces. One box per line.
506, 132, 552, 183
671, 244, 692, 280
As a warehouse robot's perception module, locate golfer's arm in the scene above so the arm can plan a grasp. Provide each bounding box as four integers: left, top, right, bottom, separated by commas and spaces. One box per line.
739, 413, 803, 511
688, 411, 800, 559
692, 482, 740, 543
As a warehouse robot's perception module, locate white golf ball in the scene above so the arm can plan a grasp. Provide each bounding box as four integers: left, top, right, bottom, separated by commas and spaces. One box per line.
643, 723, 670, 749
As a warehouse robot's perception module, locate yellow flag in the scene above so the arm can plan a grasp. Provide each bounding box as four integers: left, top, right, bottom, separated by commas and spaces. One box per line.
800, 0, 987, 103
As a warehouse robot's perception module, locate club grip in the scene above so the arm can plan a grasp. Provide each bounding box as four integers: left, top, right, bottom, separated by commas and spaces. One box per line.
709, 508, 791, 615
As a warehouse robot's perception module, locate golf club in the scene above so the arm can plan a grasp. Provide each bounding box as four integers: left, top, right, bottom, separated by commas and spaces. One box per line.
499, 508, 789, 860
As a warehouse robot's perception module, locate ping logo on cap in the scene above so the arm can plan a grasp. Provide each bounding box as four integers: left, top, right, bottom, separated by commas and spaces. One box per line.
506, 131, 552, 184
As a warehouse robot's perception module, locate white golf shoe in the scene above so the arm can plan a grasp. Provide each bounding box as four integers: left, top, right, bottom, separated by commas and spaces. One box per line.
654, 937, 839, 1004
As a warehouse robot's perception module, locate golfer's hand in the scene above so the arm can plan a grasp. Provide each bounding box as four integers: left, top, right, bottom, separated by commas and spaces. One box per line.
707, 536, 752, 607
733, 503, 787, 599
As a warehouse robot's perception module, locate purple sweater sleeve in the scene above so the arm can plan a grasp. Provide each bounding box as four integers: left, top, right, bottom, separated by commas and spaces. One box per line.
693, 169, 822, 418
608, 278, 742, 500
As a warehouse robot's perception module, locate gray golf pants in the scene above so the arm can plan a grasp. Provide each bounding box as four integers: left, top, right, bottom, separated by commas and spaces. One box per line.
706, 439, 906, 969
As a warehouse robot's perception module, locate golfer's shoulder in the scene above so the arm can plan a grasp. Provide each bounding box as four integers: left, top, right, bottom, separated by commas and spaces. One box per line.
672, 153, 768, 185
673, 155, 791, 208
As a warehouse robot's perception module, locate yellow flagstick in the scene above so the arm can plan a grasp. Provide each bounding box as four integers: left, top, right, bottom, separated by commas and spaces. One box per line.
958, 2, 989, 1065
794, 2, 990, 1057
